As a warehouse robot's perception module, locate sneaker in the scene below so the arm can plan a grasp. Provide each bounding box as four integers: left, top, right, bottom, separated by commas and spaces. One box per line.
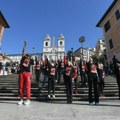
52, 94, 55, 98
89, 102, 93, 105
74, 90, 78, 94
17, 99, 24, 105
55, 80, 57, 83
48, 95, 51, 98
24, 99, 31, 105
95, 102, 99, 105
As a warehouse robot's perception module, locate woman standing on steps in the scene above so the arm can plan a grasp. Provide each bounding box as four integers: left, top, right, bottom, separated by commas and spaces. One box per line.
18, 41, 34, 105
47, 60, 56, 99
87, 57, 99, 105
73, 61, 79, 94
64, 61, 75, 104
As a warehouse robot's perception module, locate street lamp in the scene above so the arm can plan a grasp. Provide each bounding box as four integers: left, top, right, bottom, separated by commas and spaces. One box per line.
79, 36, 85, 60
71, 47, 73, 53
71, 47, 73, 63
32, 47, 35, 54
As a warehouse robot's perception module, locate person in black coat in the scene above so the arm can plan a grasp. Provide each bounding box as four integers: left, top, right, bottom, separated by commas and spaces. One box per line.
97, 62, 105, 96
48, 60, 56, 99
114, 60, 120, 99
35, 59, 42, 87
57, 59, 64, 84
87, 57, 99, 105
41, 58, 50, 89
64, 61, 75, 104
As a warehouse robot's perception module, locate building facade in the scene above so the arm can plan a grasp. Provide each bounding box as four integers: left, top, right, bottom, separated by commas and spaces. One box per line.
43, 34, 65, 61
96, 0, 120, 63
95, 38, 106, 58
73, 47, 95, 62
0, 11, 10, 53
0, 11, 10, 75
4, 53, 41, 64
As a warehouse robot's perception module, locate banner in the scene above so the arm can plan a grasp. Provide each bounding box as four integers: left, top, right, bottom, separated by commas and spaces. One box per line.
63, 55, 67, 64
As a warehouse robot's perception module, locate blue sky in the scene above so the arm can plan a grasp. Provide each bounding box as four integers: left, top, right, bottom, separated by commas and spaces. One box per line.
0, 0, 113, 54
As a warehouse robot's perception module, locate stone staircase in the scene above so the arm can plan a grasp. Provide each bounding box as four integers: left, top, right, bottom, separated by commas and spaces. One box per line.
0, 74, 119, 101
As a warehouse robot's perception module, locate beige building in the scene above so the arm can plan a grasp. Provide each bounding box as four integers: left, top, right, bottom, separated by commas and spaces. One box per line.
0, 11, 9, 63
0, 11, 10, 75
5, 53, 42, 63
73, 47, 95, 62
95, 38, 106, 58
96, 0, 120, 63
0, 11, 10, 52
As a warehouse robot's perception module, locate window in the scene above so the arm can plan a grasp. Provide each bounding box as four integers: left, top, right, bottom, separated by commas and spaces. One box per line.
102, 39, 104, 42
60, 41, 63, 46
109, 39, 113, 49
45, 42, 48, 47
103, 45, 106, 48
99, 46, 101, 49
115, 10, 120, 20
104, 21, 111, 32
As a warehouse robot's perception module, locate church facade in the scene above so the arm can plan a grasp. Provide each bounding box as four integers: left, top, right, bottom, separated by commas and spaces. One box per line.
43, 34, 65, 61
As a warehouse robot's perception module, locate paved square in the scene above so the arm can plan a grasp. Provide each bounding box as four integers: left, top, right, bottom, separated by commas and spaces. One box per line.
0, 101, 120, 120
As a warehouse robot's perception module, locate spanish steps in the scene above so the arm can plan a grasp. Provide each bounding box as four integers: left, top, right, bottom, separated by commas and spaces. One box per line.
0, 74, 119, 101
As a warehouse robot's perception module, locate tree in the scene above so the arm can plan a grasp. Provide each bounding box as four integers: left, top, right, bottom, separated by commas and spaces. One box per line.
91, 55, 98, 63
67, 50, 72, 61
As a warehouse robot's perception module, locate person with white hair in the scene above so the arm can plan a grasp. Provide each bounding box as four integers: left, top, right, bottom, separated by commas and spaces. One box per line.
64, 61, 75, 104
97, 62, 105, 96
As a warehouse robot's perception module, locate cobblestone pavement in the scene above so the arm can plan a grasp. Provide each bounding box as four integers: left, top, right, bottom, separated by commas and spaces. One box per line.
0, 100, 120, 120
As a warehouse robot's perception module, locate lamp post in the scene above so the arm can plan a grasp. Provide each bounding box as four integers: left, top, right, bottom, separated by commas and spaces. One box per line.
32, 47, 35, 55
79, 36, 85, 60
71, 47, 73, 53
71, 47, 73, 63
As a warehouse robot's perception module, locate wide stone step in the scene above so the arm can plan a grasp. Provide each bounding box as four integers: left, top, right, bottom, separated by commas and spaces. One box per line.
104, 87, 118, 90
0, 87, 119, 93
0, 82, 118, 86
0, 74, 119, 101
0, 91, 118, 97
0, 96, 119, 101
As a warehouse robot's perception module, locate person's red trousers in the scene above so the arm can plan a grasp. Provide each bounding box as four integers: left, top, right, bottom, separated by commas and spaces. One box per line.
19, 72, 31, 99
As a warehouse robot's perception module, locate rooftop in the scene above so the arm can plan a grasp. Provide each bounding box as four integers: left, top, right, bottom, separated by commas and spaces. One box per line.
96, 0, 118, 27
0, 11, 10, 28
